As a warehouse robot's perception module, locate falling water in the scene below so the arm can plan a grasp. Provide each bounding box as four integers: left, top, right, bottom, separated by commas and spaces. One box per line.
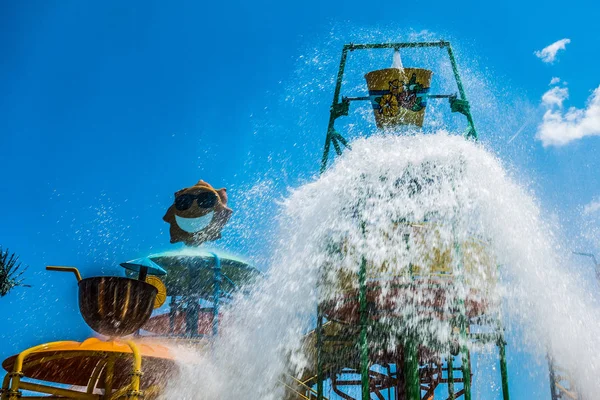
162, 131, 600, 399
392, 49, 404, 70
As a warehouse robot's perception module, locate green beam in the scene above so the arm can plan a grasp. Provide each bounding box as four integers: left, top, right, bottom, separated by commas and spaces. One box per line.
453, 239, 472, 400
499, 336, 510, 400
460, 342, 472, 400
447, 355, 455, 400
343, 41, 448, 50
547, 356, 559, 400
316, 306, 324, 400
321, 47, 349, 174
445, 43, 478, 140
358, 256, 370, 400
211, 252, 221, 337
404, 337, 421, 400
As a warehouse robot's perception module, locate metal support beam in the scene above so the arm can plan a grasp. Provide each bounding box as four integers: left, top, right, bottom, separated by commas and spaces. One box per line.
358, 256, 370, 400
445, 44, 477, 140
18, 381, 100, 400
185, 296, 199, 338
547, 357, 559, 400
211, 252, 222, 337
448, 355, 455, 400
316, 306, 324, 400
453, 238, 472, 400
169, 296, 177, 335
460, 344, 472, 400
404, 338, 421, 400
498, 336, 510, 400
321, 46, 350, 174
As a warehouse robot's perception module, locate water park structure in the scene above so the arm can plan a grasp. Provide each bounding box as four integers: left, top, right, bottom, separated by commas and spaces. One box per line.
281, 40, 510, 400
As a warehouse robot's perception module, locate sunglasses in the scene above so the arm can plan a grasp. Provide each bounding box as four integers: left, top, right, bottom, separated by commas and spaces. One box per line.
175, 191, 218, 211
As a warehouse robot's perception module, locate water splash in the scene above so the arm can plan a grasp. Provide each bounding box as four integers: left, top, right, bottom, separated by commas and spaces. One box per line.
392, 49, 404, 70
162, 131, 600, 399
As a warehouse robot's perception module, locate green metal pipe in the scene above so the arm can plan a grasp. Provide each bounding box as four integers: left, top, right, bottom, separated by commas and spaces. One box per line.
343, 41, 448, 51
499, 337, 510, 400
333, 48, 349, 104
460, 343, 472, 400
445, 44, 478, 140
452, 238, 472, 400
445, 44, 467, 100
316, 307, 324, 400
447, 355, 455, 400
211, 252, 222, 337
547, 356, 559, 400
358, 256, 370, 400
320, 130, 333, 174
321, 48, 349, 174
404, 338, 420, 400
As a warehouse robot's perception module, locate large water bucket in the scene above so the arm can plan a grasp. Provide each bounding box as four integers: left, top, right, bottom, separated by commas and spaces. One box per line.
78, 276, 157, 336
365, 67, 432, 129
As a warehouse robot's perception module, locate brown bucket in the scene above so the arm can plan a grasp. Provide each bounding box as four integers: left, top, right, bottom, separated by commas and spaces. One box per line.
364, 67, 433, 128
78, 276, 157, 337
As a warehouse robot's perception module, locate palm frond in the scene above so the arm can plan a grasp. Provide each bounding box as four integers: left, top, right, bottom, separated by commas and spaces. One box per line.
0, 247, 31, 297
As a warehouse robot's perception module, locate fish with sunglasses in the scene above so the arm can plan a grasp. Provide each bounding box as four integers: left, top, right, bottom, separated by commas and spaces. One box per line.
163, 180, 232, 245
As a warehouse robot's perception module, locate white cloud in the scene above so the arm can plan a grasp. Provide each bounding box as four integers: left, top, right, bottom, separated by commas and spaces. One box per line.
584, 198, 600, 215
549, 77, 561, 85
536, 84, 600, 147
534, 39, 571, 63
541, 86, 569, 107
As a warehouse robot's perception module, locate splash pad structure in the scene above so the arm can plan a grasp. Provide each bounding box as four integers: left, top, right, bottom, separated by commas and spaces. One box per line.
283, 41, 511, 400
0, 181, 260, 399
1, 266, 178, 400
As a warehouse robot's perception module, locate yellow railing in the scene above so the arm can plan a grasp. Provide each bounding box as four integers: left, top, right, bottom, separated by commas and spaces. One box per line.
1, 340, 147, 400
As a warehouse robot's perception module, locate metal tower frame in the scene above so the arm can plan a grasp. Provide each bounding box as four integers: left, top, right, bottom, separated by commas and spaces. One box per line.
311, 41, 511, 400
320, 40, 477, 174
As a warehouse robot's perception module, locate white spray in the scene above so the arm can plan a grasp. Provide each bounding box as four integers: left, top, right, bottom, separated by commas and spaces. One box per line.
161, 131, 600, 399
392, 49, 404, 71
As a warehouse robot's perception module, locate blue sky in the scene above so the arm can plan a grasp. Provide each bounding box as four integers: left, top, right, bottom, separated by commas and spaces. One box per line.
1, 0, 599, 398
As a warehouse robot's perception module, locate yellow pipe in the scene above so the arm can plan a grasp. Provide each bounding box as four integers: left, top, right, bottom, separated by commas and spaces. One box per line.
46, 266, 82, 282
109, 385, 130, 399
555, 383, 578, 400
86, 358, 107, 394
19, 381, 100, 400
287, 375, 319, 396
1, 373, 10, 400
109, 384, 161, 400
144, 385, 161, 399
124, 341, 142, 400
8, 341, 76, 400
281, 382, 311, 400
12, 398, 72, 400
104, 356, 115, 399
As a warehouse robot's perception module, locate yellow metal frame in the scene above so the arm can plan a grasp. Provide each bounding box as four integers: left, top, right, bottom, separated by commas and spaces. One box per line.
1, 340, 147, 400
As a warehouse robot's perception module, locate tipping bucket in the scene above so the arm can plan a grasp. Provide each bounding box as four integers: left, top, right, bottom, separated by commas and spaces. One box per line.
78, 276, 157, 336
365, 67, 433, 129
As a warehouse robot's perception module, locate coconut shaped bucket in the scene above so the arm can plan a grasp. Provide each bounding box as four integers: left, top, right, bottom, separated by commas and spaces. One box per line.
78, 276, 157, 337
47, 266, 158, 337
365, 67, 432, 129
